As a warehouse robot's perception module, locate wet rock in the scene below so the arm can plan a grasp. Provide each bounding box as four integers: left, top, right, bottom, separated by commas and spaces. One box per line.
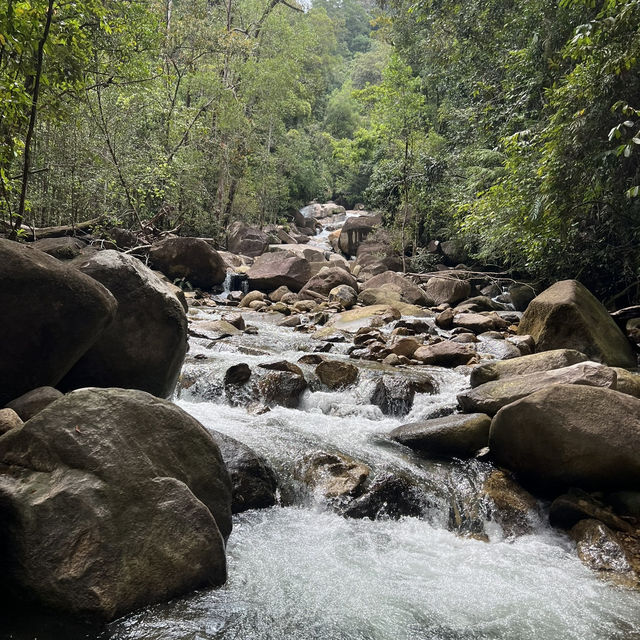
5, 387, 63, 421
247, 251, 311, 293
424, 276, 471, 306
210, 431, 278, 513
149, 237, 226, 289
569, 520, 637, 585
293, 300, 317, 313
483, 470, 539, 536
279, 315, 301, 328
490, 384, 640, 490
299, 266, 357, 300
389, 337, 422, 358
224, 363, 252, 385
395, 318, 435, 334
298, 354, 326, 365
549, 489, 634, 533
0, 409, 22, 435
227, 221, 269, 257
459, 361, 616, 416
257, 369, 307, 408
0, 388, 231, 620
390, 413, 491, 458
341, 474, 423, 520
518, 280, 636, 367
329, 284, 358, 309
452, 333, 478, 344
224, 313, 246, 330
299, 451, 370, 499
475, 334, 520, 361
338, 214, 381, 257
414, 341, 475, 367
469, 349, 589, 388
32, 237, 87, 260
0, 240, 118, 407
371, 375, 419, 417
454, 296, 505, 313
506, 334, 535, 356
315, 360, 359, 389
61, 251, 187, 398
383, 354, 401, 366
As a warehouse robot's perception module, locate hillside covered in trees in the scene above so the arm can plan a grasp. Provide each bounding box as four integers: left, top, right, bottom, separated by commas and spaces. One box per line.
1, 0, 639, 300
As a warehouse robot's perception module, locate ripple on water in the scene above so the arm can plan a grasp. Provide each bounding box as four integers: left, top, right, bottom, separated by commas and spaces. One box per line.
104, 507, 640, 640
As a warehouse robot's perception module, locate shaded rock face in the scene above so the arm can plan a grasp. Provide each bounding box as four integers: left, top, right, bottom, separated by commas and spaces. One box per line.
32, 237, 87, 260
329, 285, 358, 309
247, 252, 311, 293
257, 370, 307, 408
361, 272, 430, 306
298, 266, 357, 300
227, 222, 269, 257
0, 388, 231, 620
338, 215, 381, 257
299, 451, 370, 500
490, 384, 640, 491
517, 279, 636, 368
424, 276, 471, 306
390, 413, 491, 459
61, 251, 188, 399
210, 431, 278, 513
370, 375, 417, 417
0, 239, 117, 406
469, 349, 589, 388
482, 470, 539, 537
149, 237, 226, 289
549, 489, 633, 533
0, 409, 22, 435
458, 361, 617, 416
341, 474, 423, 520
5, 387, 63, 421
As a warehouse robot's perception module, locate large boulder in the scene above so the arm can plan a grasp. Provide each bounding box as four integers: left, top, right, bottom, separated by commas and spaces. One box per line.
458, 361, 617, 416
227, 222, 269, 257
390, 413, 491, 458
469, 349, 589, 388
0, 388, 231, 619
517, 280, 636, 367
361, 272, 430, 306
298, 266, 357, 300
60, 251, 188, 398
490, 384, 640, 490
338, 215, 381, 257
424, 275, 471, 306
148, 237, 226, 289
247, 251, 311, 293
298, 451, 370, 500
414, 341, 475, 367
315, 360, 359, 389
0, 240, 117, 406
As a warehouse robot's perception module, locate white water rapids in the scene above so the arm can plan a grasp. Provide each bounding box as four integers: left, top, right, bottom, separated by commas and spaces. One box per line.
98, 309, 640, 640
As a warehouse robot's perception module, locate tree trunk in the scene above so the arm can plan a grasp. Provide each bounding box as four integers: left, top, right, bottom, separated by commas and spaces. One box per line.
13, 0, 55, 237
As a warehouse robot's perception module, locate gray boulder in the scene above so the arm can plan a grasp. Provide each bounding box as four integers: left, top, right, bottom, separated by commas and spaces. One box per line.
517, 280, 636, 367
299, 266, 357, 300
361, 271, 430, 306
247, 251, 311, 293
227, 222, 269, 257
0, 239, 117, 406
0, 388, 231, 619
149, 237, 226, 289
490, 384, 640, 490
390, 413, 491, 458
425, 275, 471, 306
470, 349, 589, 388
458, 361, 617, 416
61, 251, 187, 398
338, 215, 381, 257
32, 237, 87, 260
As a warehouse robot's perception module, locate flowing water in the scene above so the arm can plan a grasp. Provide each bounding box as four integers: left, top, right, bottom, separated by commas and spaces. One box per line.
99, 308, 640, 640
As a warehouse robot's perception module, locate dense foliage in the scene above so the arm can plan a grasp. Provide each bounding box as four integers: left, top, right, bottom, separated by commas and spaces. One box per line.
1, 0, 639, 299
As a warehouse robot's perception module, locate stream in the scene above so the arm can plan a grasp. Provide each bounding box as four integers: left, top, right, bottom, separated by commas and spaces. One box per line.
100, 308, 640, 640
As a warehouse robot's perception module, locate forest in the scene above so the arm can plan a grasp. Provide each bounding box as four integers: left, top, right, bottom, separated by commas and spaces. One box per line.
1, 0, 639, 301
